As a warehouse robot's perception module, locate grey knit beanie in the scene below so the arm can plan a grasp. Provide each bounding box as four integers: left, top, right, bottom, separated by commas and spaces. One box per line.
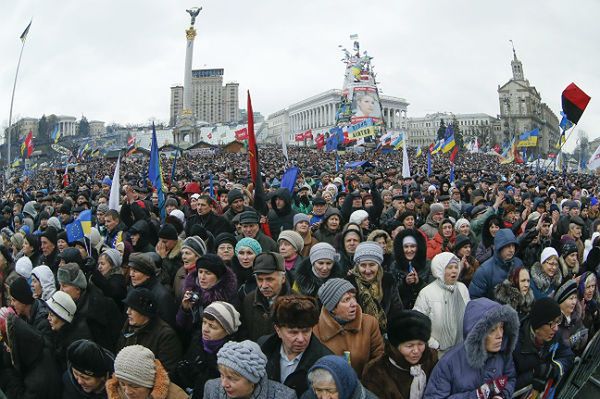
293, 213, 311, 228
430, 203, 444, 214
114, 345, 156, 389
57, 263, 88, 290
217, 340, 267, 384
203, 301, 241, 335
101, 248, 122, 268
309, 242, 338, 265
277, 230, 304, 253
318, 278, 356, 312
182, 236, 207, 257
353, 241, 384, 265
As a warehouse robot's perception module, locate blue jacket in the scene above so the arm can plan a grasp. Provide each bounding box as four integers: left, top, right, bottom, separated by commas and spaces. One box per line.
424, 298, 519, 399
469, 229, 523, 300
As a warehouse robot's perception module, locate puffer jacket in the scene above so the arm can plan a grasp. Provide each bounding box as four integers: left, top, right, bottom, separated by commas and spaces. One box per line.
424, 298, 519, 399
268, 188, 297, 239
391, 229, 432, 309
204, 376, 296, 399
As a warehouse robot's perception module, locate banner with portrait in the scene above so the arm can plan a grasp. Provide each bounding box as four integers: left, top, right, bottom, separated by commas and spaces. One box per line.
351, 86, 382, 124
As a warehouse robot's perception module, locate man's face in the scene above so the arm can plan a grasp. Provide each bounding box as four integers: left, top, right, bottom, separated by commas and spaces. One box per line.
231, 198, 245, 212
275, 198, 286, 210
151, 194, 159, 206
197, 199, 211, 215
60, 212, 71, 223
275, 325, 312, 356
105, 215, 118, 231
40, 237, 55, 256
241, 223, 259, 238
312, 203, 326, 216
432, 211, 444, 223
540, 222, 551, 237
499, 244, 516, 261
255, 271, 285, 299
570, 208, 580, 217
10, 297, 28, 316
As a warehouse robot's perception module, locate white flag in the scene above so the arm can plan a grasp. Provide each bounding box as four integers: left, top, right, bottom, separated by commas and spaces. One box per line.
402, 134, 411, 178
473, 138, 479, 153
109, 154, 121, 211
588, 143, 600, 170
281, 130, 289, 164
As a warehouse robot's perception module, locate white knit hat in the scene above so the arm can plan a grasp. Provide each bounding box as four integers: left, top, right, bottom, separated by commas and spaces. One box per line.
15, 257, 33, 279
203, 301, 241, 335
349, 209, 369, 225
541, 247, 559, 264
114, 345, 156, 389
46, 291, 76, 323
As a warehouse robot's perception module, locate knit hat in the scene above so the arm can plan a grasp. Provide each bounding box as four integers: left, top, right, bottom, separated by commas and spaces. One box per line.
388, 310, 432, 346
272, 295, 320, 328
309, 242, 338, 265
123, 288, 156, 317
10, 232, 24, 251
454, 218, 470, 232
227, 189, 244, 204
454, 234, 472, 252
96, 203, 109, 214
235, 237, 262, 256
67, 339, 115, 377
530, 297, 562, 330
46, 291, 76, 323
309, 355, 358, 399
40, 226, 58, 246
127, 253, 156, 277
349, 209, 369, 225
554, 280, 578, 305
217, 340, 267, 384
203, 301, 241, 335
182, 236, 207, 258
57, 263, 88, 290
169, 209, 186, 226
278, 230, 304, 253
195, 254, 227, 278
540, 247, 559, 264
239, 211, 260, 225
429, 203, 444, 214
0, 307, 16, 340
293, 213, 311, 228
15, 257, 33, 279
353, 241, 383, 265
215, 233, 237, 249
158, 224, 178, 241
402, 236, 417, 246
253, 252, 285, 274
430, 252, 461, 280
561, 241, 578, 258
9, 277, 34, 305
318, 278, 356, 312
114, 345, 157, 389
101, 248, 123, 268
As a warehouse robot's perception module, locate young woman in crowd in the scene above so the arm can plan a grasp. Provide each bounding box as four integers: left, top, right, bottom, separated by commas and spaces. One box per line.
293, 242, 345, 298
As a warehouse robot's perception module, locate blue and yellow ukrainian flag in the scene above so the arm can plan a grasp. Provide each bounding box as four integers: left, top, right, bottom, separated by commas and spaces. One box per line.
431, 140, 443, 155
416, 146, 422, 157
78, 209, 92, 236
442, 135, 455, 153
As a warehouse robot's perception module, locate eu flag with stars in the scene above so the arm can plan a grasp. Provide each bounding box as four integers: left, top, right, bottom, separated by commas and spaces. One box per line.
65, 220, 84, 243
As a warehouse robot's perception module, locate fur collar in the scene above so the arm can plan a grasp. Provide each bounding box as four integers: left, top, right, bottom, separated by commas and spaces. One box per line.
464, 305, 520, 369
106, 360, 171, 399
531, 262, 562, 292
316, 305, 363, 342
494, 280, 534, 316
168, 239, 183, 260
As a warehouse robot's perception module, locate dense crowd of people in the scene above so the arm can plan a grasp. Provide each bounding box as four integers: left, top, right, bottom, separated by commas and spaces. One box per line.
0, 145, 599, 399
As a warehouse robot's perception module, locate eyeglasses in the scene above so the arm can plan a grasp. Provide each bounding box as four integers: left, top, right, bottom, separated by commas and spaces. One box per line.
546, 316, 563, 329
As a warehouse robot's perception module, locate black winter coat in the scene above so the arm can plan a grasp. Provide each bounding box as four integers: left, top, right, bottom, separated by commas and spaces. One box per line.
187, 212, 234, 238
268, 188, 297, 239
90, 269, 127, 311
76, 284, 123, 353
391, 229, 431, 309
132, 276, 178, 328
51, 316, 94, 373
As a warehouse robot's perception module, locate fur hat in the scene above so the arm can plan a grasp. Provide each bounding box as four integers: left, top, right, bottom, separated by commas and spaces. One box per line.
123, 288, 156, 318
203, 301, 241, 335
114, 345, 156, 389
57, 263, 88, 290
388, 310, 432, 346
429, 203, 444, 214
67, 339, 115, 377
272, 295, 320, 328
127, 253, 156, 277
530, 297, 562, 330
277, 230, 304, 253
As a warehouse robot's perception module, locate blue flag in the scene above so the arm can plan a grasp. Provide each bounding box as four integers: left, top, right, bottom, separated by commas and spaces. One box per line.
449, 163, 455, 183
559, 111, 574, 131
148, 123, 166, 220
281, 166, 300, 193
170, 149, 179, 183
326, 127, 342, 152
65, 220, 84, 243
427, 150, 432, 177
209, 174, 215, 198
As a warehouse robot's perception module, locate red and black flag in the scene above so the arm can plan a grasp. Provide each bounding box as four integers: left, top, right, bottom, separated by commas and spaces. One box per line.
562, 83, 591, 125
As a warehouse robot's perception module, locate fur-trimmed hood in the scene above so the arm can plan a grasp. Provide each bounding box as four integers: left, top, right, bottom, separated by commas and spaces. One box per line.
494, 280, 534, 316
106, 359, 188, 399
293, 256, 346, 297
463, 298, 520, 369
393, 228, 427, 272
530, 261, 562, 293
183, 264, 238, 307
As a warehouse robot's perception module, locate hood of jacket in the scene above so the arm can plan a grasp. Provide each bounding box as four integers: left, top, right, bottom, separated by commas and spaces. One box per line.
493, 228, 517, 253
270, 188, 293, 216
130, 219, 152, 251
183, 265, 238, 306
462, 298, 519, 369
393, 228, 427, 272
6, 313, 45, 372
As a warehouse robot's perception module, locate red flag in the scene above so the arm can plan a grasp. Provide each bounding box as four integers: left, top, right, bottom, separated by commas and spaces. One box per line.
316, 134, 325, 149
562, 83, 591, 125
449, 146, 458, 163
22, 131, 34, 158
304, 129, 313, 140
295, 133, 305, 142
62, 164, 69, 187
429, 143, 434, 153
235, 128, 248, 141
207, 132, 212, 140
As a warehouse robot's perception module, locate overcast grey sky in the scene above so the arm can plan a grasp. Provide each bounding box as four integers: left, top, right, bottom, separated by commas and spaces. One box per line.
2, 0, 599, 150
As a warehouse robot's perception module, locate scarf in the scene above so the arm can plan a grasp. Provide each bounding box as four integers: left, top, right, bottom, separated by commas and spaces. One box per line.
284, 255, 297, 271
350, 266, 387, 331
388, 344, 427, 399
435, 279, 465, 351
202, 337, 226, 354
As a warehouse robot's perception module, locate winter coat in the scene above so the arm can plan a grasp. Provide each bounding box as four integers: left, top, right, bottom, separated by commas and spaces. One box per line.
1, 315, 61, 399
24, 298, 52, 339
292, 257, 346, 298
513, 318, 575, 390
175, 266, 238, 332
474, 214, 502, 264
106, 359, 189, 399
204, 376, 296, 399
40, 247, 60, 273
419, 216, 439, 240
77, 284, 123, 352
300, 383, 377, 399
494, 280, 534, 319
517, 227, 552, 268
241, 281, 291, 341
260, 333, 333, 397
424, 298, 519, 399
392, 229, 432, 309
133, 276, 178, 328
116, 316, 183, 374
468, 229, 523, 300
61, 368, 109, 399
50, 316, 94, 373
458, 255, 480, 287
159, 239, 184, 288
529, 261, 562, 300
426, 232, 455, 260
268, 188, 298, 240
187, 211, 235, 239
362, 340, 438, 399
557, 304, 588, 354
312, 305, 384, 376
90, 267, 127, 311
105, 221, 126, 249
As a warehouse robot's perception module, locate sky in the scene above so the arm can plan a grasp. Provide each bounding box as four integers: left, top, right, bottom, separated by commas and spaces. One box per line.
2, 0, 599, 151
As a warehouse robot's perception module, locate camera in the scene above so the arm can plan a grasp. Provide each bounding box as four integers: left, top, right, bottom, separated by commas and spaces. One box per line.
190, 293, 200, 303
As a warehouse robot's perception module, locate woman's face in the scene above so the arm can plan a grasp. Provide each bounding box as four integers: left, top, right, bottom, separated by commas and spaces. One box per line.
403, 243, 417, 261
202, 317, 228, 341
57, 239, 68, 252
333, 292, 358, 322
198, 269, 218, 290
565, 252, 578, 268
343, 233, 360, 254
181, 248, 199, 268
218, 366, 255, 399
118, 380, 151, 399
237, 248, 256, 269
295, 221, 310, 235
22, 239, 33, 256
403, 216, 415, 229
585, 278, 597, 301
357, 95, 375, 115
398, 340, 426, 365
31, 275, 43, 298
441, 223, 453, 238
542, 256, 559, 277
358, 261, 379, 282
217, 243, 234, 262
485, 322, 504, 353
489, 223, 500, 237
375, 237, 387, 251
560, 294, 578, 316
278, 240, 296, 259
326, 215, 340, 231
443, 262, 459, 285
47, 311, 66, 331
313, 259, 334, 279
97, 255, 113, 276
518, 269, 530, 295
458, 224, 470, 236
71, 368, 106, 394
322, 192, 332, 203
458, 244, 471, 258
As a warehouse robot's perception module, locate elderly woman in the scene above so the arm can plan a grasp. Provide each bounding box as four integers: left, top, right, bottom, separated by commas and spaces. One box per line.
278, 230, 305, 279
302, 355, 378, 399
453, 234, 480, 286
347, 241, 403, 333
363, 311, 438, 399
555, 280, 588, 354
174, 236, 207, 303
293, 242, 345, 298
314, 208, 343, 247
392, 229, 431, 309
424, 298, 519, 399
176, 254, 238, 333
294, 214, 319, 258
530, 247, 563, 299
366, 229, 394, 271
215, 232, 237, 265
231, 237, 262, 299
336, 224, 363, 273
313, 278, 384, 376
578, 271, 600, 338
203, 340, 296, 399
414, 252, 470, 357
90, 248, 127, 308
107, 345, 188, 399
173, 301, 241, 398
30, 265, 56, 301
559, 240, 581, 280
426, 219, 456, 261
494, 265, 534, 318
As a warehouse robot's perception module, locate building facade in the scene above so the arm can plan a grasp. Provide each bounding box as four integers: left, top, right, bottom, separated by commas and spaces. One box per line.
406, 113, 501, 147
89, 120, 106, 137
56, 115, 78, 137
170, 69, 240, 126
497, 49, 560, 155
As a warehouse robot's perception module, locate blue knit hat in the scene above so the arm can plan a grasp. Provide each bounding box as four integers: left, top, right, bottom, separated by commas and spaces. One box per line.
217, 340, 267, 383
235, 237, 262, 256
309, 355, 358, 399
